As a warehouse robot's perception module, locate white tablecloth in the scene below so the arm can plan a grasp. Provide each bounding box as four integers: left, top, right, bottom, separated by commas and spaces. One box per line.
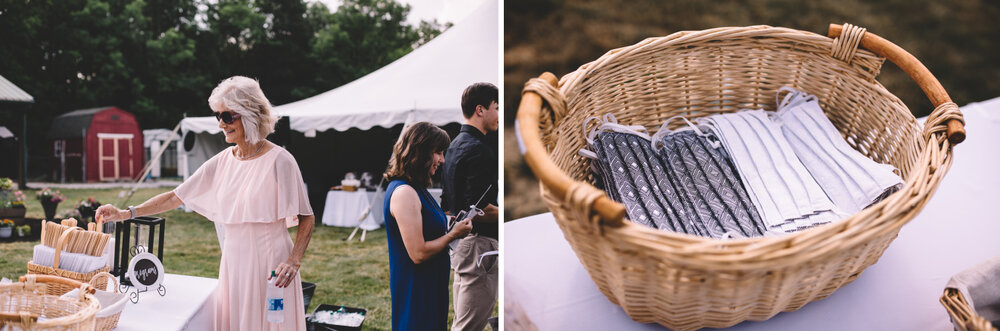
322, 190, 378, 229
505, 97, 1000, 330
115, 273, 218, 330
322, 188, 443, 230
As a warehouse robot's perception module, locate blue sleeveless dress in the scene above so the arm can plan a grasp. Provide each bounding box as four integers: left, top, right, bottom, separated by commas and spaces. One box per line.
384, 180, 450, 331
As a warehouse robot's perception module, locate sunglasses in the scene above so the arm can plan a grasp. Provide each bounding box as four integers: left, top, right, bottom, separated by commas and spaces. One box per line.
214, 111, 242, 124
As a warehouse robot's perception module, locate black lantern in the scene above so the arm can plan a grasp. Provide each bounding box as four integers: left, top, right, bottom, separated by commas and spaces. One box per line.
113, 216, 166, 300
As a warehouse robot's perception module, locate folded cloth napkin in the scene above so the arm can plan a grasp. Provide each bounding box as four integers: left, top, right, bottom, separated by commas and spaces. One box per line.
62, 286, 128, 318
946, 255, 1000, 329
32, 244, 108, 274
775, 87, 904, 215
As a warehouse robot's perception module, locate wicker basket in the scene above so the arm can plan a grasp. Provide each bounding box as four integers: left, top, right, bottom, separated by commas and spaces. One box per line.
27, 223, 110, 295
89, 271, 125, 331
942, 288, 998, 331
517, 23, 966, 330
0, 275, 100, 330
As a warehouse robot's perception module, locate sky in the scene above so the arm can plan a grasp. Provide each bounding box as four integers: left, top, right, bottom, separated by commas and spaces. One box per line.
309, 0, 490, 26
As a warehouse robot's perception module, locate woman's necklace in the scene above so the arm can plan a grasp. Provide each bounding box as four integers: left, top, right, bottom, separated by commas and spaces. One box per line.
235, 142, 266, 160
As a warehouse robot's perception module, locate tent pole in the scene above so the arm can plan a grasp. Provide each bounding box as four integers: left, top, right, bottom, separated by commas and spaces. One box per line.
18, 107, 28, 189
117, 121, 182, 207
82, 128, 87, 182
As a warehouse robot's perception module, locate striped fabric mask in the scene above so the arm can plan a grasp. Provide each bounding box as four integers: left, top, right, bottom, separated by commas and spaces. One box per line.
775, 87, 904, 215
700, 110, 843, 233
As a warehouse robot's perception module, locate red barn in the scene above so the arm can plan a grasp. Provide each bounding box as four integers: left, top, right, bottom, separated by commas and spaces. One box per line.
47, 106, 144, 182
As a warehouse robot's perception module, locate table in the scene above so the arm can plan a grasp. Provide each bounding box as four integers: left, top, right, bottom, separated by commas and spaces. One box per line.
322, 190, 378, 230
504, 97, 1000, 330
115, 273, 218, 330
322, 188, 443, 230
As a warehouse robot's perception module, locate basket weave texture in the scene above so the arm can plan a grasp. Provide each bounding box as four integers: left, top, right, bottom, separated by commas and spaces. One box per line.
28, 222, 110, 295
521, 24, 963, 330
26, 263, 111, 295
942, 288, 999, 331
0, 275, 100, 330
90, 271, 124, 331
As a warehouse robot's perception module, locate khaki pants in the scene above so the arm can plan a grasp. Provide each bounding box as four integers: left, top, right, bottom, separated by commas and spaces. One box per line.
451, 234, 498, 331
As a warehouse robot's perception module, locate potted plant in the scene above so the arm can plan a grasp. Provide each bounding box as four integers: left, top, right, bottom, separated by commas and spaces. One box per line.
0, 219, 13, 238
0, 184, 27, 219
75, 197, 101, 224
16, 224, 31, 237
36, 188, 65, 220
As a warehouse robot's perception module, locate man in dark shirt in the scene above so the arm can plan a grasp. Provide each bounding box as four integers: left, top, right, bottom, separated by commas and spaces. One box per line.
441, 82, 498, 331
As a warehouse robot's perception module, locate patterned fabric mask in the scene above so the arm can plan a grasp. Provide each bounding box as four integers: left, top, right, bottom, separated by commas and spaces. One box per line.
652, 128, 767, 238
580, 115, 766, 238
579, 115, 661, 229
775, 87, 904, 215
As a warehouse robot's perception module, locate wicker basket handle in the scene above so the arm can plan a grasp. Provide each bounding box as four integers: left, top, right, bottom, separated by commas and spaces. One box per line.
52, 226, 81, 270
829, 24, 966, 145
90, 271, 120, 293
16, 274, 96, 294
518, 72, 627, 224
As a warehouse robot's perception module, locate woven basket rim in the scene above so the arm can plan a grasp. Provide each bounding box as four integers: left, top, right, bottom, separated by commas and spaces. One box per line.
941, 288, 999, 331
522, 24, 962, 271
0, 278, 101, 328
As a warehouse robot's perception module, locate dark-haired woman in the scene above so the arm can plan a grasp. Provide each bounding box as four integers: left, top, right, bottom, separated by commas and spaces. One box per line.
383, 122, 473, 330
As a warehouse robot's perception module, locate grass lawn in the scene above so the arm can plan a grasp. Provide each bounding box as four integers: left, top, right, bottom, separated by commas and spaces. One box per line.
0, 185, 489, 330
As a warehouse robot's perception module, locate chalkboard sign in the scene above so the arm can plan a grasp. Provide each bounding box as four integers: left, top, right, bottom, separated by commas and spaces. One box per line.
127, 252, 165, 291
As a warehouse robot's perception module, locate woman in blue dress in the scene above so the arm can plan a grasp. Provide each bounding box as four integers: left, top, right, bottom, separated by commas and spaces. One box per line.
383, 122, 473, 330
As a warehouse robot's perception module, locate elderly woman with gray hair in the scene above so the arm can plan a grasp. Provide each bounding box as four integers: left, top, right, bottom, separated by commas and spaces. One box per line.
97, 76, 315, 330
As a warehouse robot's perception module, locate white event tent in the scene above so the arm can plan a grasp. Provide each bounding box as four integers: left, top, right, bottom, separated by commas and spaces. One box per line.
178, 0, 499, 179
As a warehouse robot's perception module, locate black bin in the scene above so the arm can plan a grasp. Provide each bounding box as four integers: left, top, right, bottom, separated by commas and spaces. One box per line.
307, 304, 367, 331
301, 282, 316, 313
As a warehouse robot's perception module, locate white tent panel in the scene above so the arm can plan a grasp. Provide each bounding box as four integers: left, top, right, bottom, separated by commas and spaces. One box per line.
181, 116, 224, 134
178, 0, 497, 178
182, 0, 497, 135
279, 0, 498, 132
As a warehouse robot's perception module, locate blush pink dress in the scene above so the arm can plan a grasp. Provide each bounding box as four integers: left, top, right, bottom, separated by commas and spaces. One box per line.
175, 145, 313, 330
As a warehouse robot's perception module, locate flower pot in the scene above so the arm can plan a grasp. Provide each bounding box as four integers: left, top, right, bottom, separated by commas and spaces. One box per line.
78, 206, 96, 224
0, 207, 26, 219
0, 227, 11, 238
24, 219, 41, 239
41, 200, 59, 221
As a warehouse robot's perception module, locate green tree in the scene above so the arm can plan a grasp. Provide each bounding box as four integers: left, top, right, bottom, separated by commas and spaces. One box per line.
0, 0, 449, 181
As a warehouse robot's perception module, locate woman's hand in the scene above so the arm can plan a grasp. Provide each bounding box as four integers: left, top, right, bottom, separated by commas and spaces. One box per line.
271, 259, 301, 288
95, 204, 129, 224
450, 219, 473, 240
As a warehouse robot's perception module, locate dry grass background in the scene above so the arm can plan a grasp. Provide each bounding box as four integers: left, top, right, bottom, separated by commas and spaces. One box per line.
503, 0, 1000, 220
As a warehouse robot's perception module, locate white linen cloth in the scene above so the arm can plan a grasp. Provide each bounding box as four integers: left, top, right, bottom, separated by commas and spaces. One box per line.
946, 255, 1000, 328
322, 190, 379, 230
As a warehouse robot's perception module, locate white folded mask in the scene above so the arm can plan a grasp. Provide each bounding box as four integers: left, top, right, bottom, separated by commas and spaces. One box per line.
701, 110, 841, 233
776, 87, 904, 215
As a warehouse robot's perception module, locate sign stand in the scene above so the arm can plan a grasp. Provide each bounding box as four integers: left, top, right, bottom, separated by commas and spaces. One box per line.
112, 216, 167, 303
